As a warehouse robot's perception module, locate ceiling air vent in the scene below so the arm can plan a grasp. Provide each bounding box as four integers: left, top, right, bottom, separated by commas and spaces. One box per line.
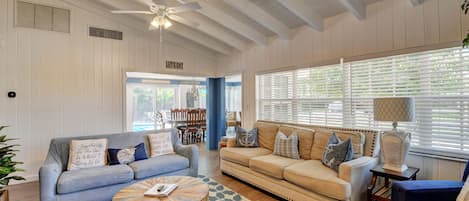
89, 27, 123, 40
166, 61, 183, 70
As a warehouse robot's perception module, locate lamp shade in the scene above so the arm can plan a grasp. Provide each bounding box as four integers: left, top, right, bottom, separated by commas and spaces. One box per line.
373, 97, 415, 122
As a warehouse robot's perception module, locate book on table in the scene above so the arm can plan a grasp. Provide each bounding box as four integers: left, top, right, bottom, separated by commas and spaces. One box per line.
144, 183, 178, 197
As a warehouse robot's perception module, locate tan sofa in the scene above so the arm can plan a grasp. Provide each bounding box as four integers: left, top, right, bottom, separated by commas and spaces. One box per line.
220, 121, 381, 201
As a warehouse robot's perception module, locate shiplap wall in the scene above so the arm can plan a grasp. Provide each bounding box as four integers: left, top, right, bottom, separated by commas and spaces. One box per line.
0, 0, 218, 181
217, 0, 469, 180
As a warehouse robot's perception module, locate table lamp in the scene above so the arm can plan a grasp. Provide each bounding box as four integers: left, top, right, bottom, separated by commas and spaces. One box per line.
374, 97, 415, 172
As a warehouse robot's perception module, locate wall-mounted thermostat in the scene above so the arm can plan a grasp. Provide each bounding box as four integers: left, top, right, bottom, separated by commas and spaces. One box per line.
7, 91, 16, 98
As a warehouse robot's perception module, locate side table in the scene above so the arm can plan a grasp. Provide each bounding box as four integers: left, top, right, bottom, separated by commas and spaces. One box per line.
367, 164, 420, 201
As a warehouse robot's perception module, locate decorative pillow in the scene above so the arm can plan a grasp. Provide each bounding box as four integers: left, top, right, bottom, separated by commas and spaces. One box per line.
67, 139, 108, 171
311, 128, 364, 160
235, 126, 259, 147
108, 143, 148, 165
273, 131, 300, 159
322, 133, 354, 172
148, 132, 174, 158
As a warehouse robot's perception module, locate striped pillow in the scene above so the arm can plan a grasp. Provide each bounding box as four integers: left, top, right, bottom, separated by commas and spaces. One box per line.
273, 131, 300, 159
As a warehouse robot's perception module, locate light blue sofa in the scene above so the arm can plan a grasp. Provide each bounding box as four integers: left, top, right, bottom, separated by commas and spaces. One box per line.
39, 129, 198, 201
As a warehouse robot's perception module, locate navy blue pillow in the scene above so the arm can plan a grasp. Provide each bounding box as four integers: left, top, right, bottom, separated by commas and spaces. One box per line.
134, 143, 148, 161
108, 143, 148, 165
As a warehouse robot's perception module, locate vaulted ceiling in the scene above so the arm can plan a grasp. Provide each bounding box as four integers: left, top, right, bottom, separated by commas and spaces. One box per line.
92, 0, 421, 56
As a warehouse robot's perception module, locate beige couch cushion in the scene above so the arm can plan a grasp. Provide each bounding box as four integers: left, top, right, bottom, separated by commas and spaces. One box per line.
310, 128, 365, 160
254, 122, 280, 151
284, 160, 351, 200
249, 154, 303, 179
279, 125, 314, 160
220, 147, 271, 167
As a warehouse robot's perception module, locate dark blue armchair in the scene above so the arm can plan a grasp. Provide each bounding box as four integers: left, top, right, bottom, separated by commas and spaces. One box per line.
391, 160, 469, 201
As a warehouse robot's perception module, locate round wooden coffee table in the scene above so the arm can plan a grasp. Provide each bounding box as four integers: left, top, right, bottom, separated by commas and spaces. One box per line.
113, 176, 209, 201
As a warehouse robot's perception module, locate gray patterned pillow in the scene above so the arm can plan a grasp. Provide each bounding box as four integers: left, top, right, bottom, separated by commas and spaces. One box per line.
273, 131, 300, 159
235, 126, 259, 147
322, 133, 354, 171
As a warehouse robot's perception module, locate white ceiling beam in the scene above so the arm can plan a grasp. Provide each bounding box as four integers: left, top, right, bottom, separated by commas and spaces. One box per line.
95, 0, 233, 55
277, 0, 323, 31
169, 24, 233, 55
178, 0, 268, 46
409, 0, 425, 6
223, 0, 290, 40
171, 12, 247, 51
339, 0, 366, 20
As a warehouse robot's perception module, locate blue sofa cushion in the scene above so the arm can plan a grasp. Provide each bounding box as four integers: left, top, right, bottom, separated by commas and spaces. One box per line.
57, 165, 134, 194
392, 180, 464, 201
128, 154, 189, 179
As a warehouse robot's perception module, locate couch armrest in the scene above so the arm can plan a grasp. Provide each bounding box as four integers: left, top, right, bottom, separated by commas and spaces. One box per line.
391, 180, 463, 201
175, 144, 199, 177
39, 158, 62, 201
226, 137, 237, 147
339, 156, 379, 201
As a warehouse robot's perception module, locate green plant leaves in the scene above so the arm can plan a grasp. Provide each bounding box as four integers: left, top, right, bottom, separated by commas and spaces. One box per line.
463, 1, 469, 48
0, 126, 25, 187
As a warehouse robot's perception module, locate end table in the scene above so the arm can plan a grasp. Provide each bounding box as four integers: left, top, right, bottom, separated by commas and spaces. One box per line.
367, 164, 419, 201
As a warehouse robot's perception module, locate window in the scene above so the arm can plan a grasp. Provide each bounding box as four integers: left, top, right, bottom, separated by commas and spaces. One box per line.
256, 47, 469, 158
257, 64, 343, 126
126, 82, 206, 131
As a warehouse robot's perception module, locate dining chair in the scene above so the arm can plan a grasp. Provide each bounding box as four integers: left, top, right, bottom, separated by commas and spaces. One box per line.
171, 109, 187, 141
184, 109, 200, 144
198, 109, 207, 142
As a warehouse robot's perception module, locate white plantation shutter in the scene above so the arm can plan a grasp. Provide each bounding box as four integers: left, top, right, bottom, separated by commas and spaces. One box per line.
257, 47, 469, 158
348, 48, 469, 158
257, 64, 343, 127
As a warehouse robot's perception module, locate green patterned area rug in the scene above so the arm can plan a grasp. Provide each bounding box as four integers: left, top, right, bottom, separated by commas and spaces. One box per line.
198, 175, 250, 201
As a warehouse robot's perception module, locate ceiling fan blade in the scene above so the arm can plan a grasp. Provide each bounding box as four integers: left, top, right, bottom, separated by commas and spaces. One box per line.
167, 15, 199, 27
152, 0, 167, 6
139, 0, 157, 7
168, 2, 201, 14
111, 10, 154, 14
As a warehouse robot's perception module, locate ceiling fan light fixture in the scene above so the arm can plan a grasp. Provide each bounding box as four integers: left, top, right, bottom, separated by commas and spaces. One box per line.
151, 16, 172, 29
164, 20, 172, 29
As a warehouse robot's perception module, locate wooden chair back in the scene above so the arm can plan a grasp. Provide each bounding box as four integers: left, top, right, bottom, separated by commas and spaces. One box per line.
186, 109, 199, 128
171, 109, 187, 120
198, 109, 206, 127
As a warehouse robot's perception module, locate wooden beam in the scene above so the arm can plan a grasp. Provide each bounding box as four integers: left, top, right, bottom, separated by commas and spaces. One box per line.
339, 0, 366, 20
95, 0, 233, 55
178, 0, 268, 46
169, 24, 233, 55
170, 12, 247, 51
409, 0, 425, 6
224, 0, 291, 39
277, 0, 323, 31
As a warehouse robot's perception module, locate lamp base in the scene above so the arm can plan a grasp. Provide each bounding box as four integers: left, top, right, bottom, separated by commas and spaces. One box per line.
380, 130, 411, 173
383, 163, 408, 172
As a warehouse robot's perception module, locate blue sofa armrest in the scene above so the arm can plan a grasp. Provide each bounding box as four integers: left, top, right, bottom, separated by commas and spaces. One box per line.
174, 144, 199, 177
39, 157, 63, 201
391, 180, 464, 201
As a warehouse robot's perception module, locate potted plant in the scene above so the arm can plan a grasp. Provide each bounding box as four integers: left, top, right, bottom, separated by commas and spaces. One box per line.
0, 126, 25, 201
463, 0, 469, 47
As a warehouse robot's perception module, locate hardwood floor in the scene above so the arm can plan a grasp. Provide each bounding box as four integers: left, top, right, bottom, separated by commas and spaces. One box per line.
8, 143, 280, 201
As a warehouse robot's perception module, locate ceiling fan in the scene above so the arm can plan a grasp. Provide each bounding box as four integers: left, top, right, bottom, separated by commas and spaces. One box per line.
111, 0, 201, 30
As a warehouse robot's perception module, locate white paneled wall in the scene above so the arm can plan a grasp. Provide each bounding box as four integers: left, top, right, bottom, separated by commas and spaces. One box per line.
0, 0, 217, 181
218, 0, 469, 180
